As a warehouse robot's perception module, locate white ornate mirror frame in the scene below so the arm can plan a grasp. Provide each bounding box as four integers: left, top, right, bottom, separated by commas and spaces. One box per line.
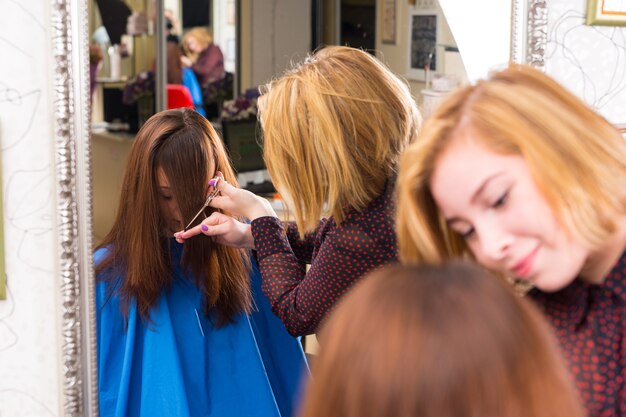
510, 0, 547, 69
52, 0, 98, 414
54, 0, 543, 414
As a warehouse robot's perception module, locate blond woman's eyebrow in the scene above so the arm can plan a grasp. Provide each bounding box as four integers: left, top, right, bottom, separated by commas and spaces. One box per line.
444, 171, 504, 226
469, 172, 504, 204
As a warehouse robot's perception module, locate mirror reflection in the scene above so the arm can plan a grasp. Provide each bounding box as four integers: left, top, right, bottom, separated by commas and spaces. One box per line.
94, 107, 308, 416
88, 0, 468, 414
90, 0, 245, 244
90, 0, 468, 244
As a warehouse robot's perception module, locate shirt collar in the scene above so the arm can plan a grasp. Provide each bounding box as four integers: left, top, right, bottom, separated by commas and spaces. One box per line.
602, 249, 626, 304
528, 250, 626, 330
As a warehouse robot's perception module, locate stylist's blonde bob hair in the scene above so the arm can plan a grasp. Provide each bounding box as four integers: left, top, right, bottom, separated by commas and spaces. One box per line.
397, 63, 626, 264
258, 46, 421, 235
182, 27, 214, 60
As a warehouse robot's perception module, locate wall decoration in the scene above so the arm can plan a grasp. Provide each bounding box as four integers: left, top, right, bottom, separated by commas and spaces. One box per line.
411, 0, 437, 9
381, 0, 397, 44
587, 0, 626, 26
0, 156, 4, 300
512, 0, 626, 128
407, 9, 438, 81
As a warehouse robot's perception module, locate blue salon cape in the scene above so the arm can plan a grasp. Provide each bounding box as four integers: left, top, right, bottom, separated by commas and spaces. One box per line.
182, 67, 207, 117
95, 242, 309, 417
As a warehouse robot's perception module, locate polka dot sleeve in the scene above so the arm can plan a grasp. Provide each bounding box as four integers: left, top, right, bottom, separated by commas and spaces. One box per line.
250, 180, 398, 336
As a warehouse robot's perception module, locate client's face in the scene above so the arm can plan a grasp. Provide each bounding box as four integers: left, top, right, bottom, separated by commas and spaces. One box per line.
156, 167, 183, 235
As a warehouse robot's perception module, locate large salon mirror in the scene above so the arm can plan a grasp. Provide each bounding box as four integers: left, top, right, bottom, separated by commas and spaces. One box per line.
52, 0, 526, 414
88, 0, 519, 245
89, 0, 242, 244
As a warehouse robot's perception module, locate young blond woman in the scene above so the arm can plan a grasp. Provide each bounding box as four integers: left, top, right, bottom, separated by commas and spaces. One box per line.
299, 262, 585, 417
95, 108, 307, 417
177, 46, 421, 336
396, 63, 626, 417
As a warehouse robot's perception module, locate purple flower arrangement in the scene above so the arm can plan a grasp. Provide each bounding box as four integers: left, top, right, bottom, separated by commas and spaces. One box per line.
221, 88, 261, 122
203, 72, 234, 105
122, 70, 155, 105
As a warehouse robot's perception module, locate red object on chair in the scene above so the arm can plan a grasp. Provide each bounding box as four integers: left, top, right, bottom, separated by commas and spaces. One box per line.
167, 84, 195, 110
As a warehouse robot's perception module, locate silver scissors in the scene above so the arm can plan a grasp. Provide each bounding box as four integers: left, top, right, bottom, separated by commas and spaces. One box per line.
184, 177, 221, 231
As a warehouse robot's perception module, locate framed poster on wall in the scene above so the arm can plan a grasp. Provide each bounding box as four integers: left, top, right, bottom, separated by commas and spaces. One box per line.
407, 10, 438, 81
0, 156, 3, 300
380, 0, 397, 44
587, 0, 626, 26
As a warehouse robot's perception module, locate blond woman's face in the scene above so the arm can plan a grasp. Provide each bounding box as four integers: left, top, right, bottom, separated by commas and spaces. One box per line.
185, 37, 202, 53
429, 133, 588, 292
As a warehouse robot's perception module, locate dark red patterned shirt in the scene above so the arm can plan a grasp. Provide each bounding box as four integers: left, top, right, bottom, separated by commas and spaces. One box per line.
529, 250, 626, 417
250, 178, 397, 336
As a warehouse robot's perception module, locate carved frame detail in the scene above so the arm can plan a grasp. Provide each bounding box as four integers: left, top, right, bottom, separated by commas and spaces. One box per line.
51, 0, 99, 414
510, 0, 548, 70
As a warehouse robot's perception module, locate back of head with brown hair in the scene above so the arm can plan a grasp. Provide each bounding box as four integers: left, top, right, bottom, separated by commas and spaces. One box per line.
96, 108, 251, 325
397, 63, 626, 265
299, 262, 584, 417
258, 46, 421, 235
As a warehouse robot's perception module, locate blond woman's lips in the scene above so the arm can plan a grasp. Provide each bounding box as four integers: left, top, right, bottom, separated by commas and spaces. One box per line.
511, 246, 539, 278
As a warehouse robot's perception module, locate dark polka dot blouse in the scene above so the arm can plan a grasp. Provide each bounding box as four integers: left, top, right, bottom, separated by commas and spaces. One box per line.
529, 250, 626, 417
250, 178, 398, 336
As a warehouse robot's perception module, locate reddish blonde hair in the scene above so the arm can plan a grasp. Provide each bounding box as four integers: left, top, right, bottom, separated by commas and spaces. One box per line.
397, 63, 626, 264
182, 27, 214, 62
96, 109, 251, 325
300, 262, 584, 417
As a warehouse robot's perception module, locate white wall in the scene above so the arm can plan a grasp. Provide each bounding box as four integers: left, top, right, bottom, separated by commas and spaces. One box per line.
248, 0, 311, 88
376, 0, 425, 94
437, 0, 511, 82
0, 0, 62, 416
375, 0, 470, 117
546, 0, 626, 124
213, 0, 237, 73
382, 0, 625, 124
377, 0, 510, 93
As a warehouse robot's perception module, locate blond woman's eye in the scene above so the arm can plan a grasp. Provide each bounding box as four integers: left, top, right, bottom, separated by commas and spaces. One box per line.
492, 191, 509, 208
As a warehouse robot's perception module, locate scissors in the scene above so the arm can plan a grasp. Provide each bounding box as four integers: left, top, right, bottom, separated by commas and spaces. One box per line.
183, 177, 221, 231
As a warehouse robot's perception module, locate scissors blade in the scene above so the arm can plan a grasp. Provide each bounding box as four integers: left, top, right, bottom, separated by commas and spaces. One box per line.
184, 205, 208, 231
183, 178, 221, 232
183, 190, 220, 231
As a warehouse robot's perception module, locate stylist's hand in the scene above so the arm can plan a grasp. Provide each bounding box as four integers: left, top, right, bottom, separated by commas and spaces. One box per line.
175, 211, 255, 249
175, 173, 277, 247
209, 174, 277, 220
180, 55, 192, 67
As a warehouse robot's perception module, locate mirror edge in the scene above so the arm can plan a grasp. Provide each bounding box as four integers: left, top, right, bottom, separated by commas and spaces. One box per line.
156, 0, 167, 112
510, 0, 525, 63
52, 0, 99, 415
511, 0, 547, 68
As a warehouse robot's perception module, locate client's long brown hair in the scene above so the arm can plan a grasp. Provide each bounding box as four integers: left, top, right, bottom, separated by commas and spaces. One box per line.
96, 108, 251, 325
